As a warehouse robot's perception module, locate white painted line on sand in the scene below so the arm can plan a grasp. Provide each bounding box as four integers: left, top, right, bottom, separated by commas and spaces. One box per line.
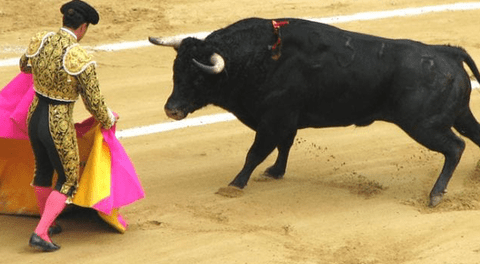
93, 32, 211, 52
309, 2, 480, 24
0, 58, 19, 67
116, 113, 236, 139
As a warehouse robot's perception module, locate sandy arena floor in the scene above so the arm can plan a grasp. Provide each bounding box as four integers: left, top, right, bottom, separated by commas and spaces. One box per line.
2, 1, 480, 263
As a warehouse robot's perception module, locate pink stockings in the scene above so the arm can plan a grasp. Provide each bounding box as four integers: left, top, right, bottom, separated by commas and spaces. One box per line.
33, 187, 67, 242
34, 186, 52, 216
34, 186, 59, 227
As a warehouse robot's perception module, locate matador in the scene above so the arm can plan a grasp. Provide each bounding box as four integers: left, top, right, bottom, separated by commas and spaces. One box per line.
20, 0, 116, 252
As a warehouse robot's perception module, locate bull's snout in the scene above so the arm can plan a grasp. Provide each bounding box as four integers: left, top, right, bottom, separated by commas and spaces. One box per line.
164, 102, 187, 120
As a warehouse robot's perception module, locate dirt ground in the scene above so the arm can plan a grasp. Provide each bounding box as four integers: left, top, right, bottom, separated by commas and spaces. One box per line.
2, 0, 480, 263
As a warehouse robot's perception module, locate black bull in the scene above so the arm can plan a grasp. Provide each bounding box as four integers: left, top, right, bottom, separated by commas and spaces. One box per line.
149, 18, 480, 206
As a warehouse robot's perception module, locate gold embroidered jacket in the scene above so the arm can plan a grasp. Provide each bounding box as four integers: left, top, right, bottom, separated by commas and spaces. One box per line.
20, 28, 115, 129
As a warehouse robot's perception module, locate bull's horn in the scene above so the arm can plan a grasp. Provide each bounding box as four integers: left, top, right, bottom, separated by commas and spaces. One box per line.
148, 32, 209, 49
192, 53, 225, 74
148, 36, 184, 49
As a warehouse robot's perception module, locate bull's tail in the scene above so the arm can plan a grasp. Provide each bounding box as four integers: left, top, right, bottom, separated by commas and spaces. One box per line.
459, 48, 480, 87
436, 45, 480, 87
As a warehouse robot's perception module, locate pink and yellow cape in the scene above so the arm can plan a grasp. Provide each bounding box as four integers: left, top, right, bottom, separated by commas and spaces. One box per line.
0, 73, 145, 233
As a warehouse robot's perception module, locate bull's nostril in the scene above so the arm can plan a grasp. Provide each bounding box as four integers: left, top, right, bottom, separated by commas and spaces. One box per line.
165, 108, 186, 120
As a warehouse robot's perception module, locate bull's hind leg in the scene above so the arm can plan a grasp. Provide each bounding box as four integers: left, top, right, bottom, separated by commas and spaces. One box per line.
454, 109, 480, 148
263, 131, 297, 179
402, 126, 465, 207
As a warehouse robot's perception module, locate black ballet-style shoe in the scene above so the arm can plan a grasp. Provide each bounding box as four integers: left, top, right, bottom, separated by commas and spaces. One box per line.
49, 224, 62, 236
29, 233, 60, 252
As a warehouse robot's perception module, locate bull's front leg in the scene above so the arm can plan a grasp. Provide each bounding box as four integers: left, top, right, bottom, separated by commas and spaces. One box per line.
227, 110, 299, 189
228, 130, 279, 188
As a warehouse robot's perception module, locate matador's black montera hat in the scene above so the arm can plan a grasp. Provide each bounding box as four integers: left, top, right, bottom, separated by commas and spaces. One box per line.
60, 0, 99, 25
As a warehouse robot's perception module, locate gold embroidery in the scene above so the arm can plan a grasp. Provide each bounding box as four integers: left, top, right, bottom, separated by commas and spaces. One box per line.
26, 96, 39, 127
27, 97, 39, 185
26, 31, 54, 57
48, 103, 79, 195
23, 29, 114, 197
27, 30, 79, 102
77, 64, 115, 129
24, 29, 113, 129
63, 45, 95, 75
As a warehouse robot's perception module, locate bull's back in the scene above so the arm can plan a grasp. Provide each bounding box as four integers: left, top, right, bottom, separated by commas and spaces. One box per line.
271, 19, 467, 128
265, 19, 400, 127
211, 18, 468, 128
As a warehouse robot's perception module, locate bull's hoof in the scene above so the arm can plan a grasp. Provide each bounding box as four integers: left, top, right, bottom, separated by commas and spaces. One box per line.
429, 194, 444, 207
264, 167, 285, 179
254, 175, 276, 182
254, 171, 284, 182
215, 186, 244, 198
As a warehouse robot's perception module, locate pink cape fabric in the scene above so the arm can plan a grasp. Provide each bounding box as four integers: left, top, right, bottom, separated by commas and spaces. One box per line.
0, 72, 145, 231
0, 71, 35, 139
75, 117, 146, 215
